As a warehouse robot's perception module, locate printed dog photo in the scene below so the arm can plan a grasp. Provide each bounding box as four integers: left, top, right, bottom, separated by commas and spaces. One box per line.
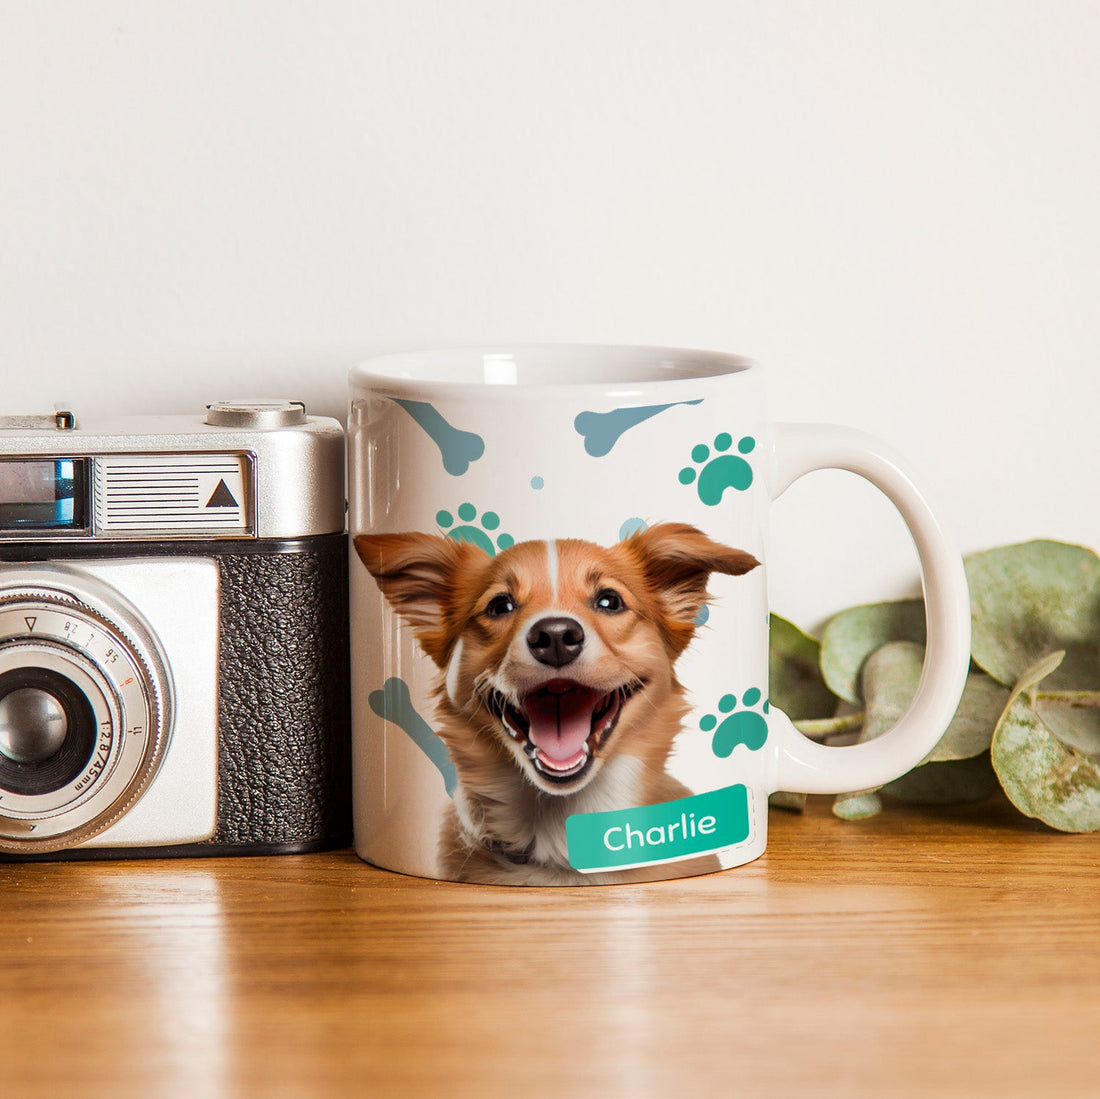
355, 522, 759, 885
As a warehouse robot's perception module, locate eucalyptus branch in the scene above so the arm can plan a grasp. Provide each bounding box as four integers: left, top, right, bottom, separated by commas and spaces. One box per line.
1033, 689, 1100, 708
793, 712, 864, 741
790, 689, 1100, 744
771, 541, 1100, 833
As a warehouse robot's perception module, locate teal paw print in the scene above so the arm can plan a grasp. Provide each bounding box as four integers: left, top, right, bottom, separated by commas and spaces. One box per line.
679, 434, 755, 504
437, 503, 515, 556
701, 689, 769, 757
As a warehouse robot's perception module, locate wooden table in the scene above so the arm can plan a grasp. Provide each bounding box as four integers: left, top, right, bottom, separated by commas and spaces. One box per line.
1, 795, 1095, 1098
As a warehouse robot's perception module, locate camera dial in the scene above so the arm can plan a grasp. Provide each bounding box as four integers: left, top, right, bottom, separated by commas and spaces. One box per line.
0, 568, 172, 853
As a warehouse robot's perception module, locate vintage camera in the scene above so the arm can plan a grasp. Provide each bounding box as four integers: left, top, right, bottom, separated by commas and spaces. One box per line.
0, 401, 350, 858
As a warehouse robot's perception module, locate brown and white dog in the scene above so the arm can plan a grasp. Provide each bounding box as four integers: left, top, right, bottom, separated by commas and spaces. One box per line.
355, 522, 759, 885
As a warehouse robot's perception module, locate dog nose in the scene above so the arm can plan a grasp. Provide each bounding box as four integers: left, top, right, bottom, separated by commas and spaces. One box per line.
526, 616, 585, 667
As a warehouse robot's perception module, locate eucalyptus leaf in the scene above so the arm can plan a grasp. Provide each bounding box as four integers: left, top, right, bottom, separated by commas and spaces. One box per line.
859, 641, 1009, 761
832, 791, 883, 820
882, 753, 999, 805
1005, 649, 1100, 759
769, 615, 838, 720
1013, 650, 1066, 694
967, 541, 1100, 752
966, 541, 1100, 690
1035, 701, 1100, 755
820, 600, 925, 705
992, 693, 1100, 833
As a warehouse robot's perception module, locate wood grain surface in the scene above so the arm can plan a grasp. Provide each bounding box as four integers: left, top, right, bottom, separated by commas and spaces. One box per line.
1, 795, 1096, 1098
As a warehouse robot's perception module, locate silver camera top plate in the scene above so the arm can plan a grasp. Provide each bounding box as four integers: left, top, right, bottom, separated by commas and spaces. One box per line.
0, 400, 345, 541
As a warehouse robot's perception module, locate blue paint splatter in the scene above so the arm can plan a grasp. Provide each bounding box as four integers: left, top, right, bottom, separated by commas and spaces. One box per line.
618, 517, 649, 540
574, 399, 704, 457
391, 398, 485, 476
369, 677, 458, 796
531, 475, 545, 490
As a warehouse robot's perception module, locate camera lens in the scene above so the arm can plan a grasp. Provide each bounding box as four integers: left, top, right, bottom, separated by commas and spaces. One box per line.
0, 568, 170, 853
0, 688, 67, 762
0, 668, 97, 796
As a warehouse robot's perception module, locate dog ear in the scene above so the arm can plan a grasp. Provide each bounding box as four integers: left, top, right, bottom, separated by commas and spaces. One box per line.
354, 533, 487, 664
624, 522, 759, 653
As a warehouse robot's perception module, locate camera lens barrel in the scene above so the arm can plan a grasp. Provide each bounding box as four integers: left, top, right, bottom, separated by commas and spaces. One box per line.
0, 572, 171, 852
0, 666, 100, 796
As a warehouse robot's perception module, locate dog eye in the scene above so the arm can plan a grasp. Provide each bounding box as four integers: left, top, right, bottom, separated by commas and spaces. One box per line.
485, 593, 517, 618
594, 588, 626, 614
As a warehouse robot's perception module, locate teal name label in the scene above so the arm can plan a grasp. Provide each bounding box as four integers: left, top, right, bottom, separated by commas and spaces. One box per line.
566, 784, 751, 873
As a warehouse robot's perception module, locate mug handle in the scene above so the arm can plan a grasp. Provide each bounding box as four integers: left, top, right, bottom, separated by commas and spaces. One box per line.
768, 424, 972, 794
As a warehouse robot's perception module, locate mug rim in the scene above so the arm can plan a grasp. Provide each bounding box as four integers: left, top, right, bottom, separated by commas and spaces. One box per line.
350, 343, 758, 393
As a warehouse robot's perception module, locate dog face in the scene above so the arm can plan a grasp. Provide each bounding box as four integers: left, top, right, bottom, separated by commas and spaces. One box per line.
355, 523, 759, 797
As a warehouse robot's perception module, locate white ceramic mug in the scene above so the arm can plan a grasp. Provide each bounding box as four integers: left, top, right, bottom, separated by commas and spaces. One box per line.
347, 346, 970, 885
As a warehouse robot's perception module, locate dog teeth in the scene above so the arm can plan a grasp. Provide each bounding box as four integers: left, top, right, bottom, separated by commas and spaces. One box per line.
490, 691, 529, 743
531, 742, 590, 777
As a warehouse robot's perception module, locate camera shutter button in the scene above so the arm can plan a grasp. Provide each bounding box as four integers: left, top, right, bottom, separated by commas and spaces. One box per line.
204, 400, 307, 429
0, 687, 68, 764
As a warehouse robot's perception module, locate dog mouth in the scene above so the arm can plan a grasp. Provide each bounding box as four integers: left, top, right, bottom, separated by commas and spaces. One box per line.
491, 679, 640, 784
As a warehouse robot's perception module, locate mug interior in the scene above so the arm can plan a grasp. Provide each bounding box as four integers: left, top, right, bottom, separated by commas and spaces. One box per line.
353, 345, 754, 388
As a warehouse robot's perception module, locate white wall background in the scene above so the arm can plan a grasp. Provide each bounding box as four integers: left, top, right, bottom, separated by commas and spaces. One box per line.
2, 1, 1098, 630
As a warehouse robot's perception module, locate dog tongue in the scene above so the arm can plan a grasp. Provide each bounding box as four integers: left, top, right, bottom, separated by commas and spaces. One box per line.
524, 684, 601, 764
